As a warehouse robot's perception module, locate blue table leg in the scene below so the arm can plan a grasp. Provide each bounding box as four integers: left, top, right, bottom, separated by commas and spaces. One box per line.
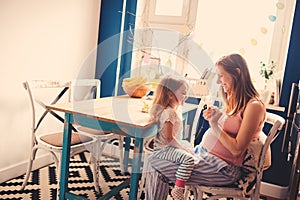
59, 113, 72, 200
123, 137, 131, 173
129, 137, 144, 199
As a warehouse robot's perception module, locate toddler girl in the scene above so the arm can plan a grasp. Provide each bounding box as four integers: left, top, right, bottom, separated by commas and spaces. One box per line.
150, 75, 196, 200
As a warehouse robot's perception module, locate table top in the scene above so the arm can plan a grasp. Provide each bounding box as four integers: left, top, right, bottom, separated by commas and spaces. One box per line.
46, 95, 198, 129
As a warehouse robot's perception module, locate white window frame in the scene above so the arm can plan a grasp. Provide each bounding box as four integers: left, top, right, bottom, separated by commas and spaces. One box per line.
269, 0, 297, 79
133, 0, 296, 88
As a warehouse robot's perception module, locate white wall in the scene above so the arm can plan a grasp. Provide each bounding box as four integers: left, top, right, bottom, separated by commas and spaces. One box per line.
0, 0, 101, 183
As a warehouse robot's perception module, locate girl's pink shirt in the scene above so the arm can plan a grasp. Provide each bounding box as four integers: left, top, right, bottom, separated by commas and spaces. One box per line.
201, 109, 264, 166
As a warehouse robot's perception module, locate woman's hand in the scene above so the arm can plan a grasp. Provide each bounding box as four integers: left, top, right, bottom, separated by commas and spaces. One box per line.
203, 106, 222, 124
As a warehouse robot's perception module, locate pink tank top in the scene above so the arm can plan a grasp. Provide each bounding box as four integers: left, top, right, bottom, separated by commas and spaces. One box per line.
201, 104, 265, 166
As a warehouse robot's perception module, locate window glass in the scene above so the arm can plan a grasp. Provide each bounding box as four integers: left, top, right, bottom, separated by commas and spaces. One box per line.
193, 0, 287, 89
155, 0, 184, 16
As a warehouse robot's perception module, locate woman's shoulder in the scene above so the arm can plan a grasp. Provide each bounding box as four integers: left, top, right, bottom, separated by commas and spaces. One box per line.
247, 97, 265, 108
245, 97, 266, 115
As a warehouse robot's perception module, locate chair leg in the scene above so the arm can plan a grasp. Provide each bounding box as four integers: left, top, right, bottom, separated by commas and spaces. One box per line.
138, 172, 146, 199
184, 185, 191, 199
199, 191, 204, 200
118, 136, 125, 174
98, 139, 109, 159
138, 148, 154, 199
88, 139, 101, 194
187, 186, 202, 200
90, 155, 100, 195
20, 146, 38, 190
195, 187, 204, 200
54, 153, 62, 200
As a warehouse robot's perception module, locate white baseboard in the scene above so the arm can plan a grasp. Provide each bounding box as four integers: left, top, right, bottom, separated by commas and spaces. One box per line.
260, 181, 289, 199
0, 155, 53, 184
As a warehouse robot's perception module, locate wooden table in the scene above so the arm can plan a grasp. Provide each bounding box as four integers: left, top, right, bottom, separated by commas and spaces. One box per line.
46, 96, 197, 199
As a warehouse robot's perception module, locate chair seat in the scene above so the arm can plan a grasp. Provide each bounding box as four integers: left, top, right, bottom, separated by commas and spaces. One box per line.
40, 132, 94, 147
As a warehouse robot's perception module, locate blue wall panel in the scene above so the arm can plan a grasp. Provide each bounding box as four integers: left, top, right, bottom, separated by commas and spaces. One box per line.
280, 0, 300, 108
95, 0, 123, 97
118, 0, 138, 95
95, 0, 137, 97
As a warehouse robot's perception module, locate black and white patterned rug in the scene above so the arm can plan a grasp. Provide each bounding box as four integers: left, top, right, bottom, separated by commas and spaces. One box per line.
0, 152, 132, 200
1, 152, 269, 200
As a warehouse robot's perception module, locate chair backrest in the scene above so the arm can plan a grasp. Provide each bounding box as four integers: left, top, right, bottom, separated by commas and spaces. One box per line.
253, 112, 285, 197
189, 98, 204, 145
23, 80, 72, 142
69, 79, 100, 102
69, 79, 101, 128
189, 96, 213, 146
282, 82, 299, 152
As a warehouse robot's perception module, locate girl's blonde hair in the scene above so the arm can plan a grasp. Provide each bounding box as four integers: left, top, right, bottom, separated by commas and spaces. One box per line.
216, 54, 259, 115
150, 75, 188, 121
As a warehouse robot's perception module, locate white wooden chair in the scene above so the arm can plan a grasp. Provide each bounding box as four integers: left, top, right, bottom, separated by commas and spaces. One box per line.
21, 80, 97, 195
69, 79, 124, 194
185, 112, 285, 200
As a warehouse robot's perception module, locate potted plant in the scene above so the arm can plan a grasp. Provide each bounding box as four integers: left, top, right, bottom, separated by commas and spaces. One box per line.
259, 60, 276, 89
258, 60, 276, 104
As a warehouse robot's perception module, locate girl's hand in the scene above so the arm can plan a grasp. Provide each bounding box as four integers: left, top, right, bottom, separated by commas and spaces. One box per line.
203, 107, 222, 124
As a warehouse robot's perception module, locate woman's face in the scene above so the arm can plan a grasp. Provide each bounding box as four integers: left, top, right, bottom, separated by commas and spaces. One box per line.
216, 64, 234, 94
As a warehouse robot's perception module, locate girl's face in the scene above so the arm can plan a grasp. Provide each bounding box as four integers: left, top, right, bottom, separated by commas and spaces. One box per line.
173, 84, 188, 106
216, 65, 234, 94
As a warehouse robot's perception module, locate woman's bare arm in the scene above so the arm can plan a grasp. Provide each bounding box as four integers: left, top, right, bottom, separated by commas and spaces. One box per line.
206, 100, 265, 156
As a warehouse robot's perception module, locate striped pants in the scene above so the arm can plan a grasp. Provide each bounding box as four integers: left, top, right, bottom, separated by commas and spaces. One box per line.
145, 147, 241, 200
151, 146, 195, 182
